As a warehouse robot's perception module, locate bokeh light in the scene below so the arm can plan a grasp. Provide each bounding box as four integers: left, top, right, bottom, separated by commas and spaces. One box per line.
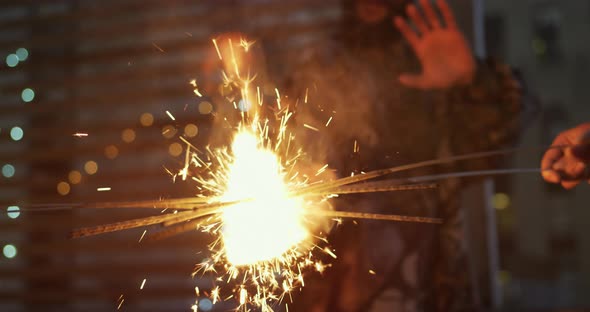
16, 48, 28, 61
198, 298, 213, 311
3, 244, 17, 259
2, 164, 15, 178
57, 181, 71, 196
84, 161, 98, 175
104, 145, 119, 159
162, 125, 177, 139
184, 124, 198, 137
6, 54, 18, 67
121, 128, 136, 143
492, 193, 511, 210
532, 38, 547, 56
168, 143, 183, 157
7, 206, 20, 219
198, 101, 213, 114
10, 126, 24, 141
68, 170, 82, 184
140, 113, 154, 127
21, 88, 35, 102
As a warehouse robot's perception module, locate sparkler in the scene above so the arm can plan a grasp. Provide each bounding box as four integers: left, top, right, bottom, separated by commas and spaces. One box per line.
48, 35, 580, 311
60, 36, 445, 311
49, 146, 585, 311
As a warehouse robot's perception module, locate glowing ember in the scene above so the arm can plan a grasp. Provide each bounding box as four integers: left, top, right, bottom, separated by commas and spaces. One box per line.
221, 130, 308, 265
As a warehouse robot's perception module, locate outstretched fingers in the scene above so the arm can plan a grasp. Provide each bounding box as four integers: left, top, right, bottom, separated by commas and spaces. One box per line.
407, 4, 429, 35
394, 16, 419, 49
420, 0, 441, 29
436, 0, 457, 29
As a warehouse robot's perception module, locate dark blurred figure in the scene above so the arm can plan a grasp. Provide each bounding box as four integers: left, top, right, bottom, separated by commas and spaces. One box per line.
284, 0, 529, 311
542, 123, 590, 189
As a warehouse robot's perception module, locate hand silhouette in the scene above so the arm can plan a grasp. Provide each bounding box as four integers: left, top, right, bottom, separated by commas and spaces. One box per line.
394, 0, 476, 90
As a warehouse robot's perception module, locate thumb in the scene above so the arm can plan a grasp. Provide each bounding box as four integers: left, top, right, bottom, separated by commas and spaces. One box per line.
399, 73, 430, 89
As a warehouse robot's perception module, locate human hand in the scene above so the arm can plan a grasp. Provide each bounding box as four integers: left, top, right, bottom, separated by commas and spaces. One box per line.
394, 0, 476, 90
541, 123, 590, 189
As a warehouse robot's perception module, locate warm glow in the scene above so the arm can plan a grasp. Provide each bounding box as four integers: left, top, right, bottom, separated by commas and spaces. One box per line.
221, 130, 308, 266
121, 128, 136, 143
168, 142, 183, 157
162, 125, 177, 139
57, 181, 71, 196
184, 124, 198, 137
198, 101, 213, 115
104, 145, 119, 159
68, 170, 82, 184
140, 113, 154, 127
84, 161, 98, 175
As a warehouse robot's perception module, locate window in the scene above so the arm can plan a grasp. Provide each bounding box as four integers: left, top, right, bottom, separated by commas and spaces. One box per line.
531, 4, 563, 64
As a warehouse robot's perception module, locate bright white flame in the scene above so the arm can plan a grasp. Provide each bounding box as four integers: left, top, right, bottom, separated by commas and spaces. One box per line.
221, 130, 308, 266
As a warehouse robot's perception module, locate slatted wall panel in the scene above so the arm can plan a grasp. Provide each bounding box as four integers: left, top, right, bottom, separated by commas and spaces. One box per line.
0, 1, 339, 311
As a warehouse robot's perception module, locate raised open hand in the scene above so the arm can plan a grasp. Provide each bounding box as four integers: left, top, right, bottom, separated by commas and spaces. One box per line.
394, 0, 476, 90
541, 123, 590, 189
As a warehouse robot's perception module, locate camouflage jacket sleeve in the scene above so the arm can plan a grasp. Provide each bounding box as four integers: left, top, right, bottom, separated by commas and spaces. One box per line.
443, 59, 535, 172
426, 60, 537, 312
